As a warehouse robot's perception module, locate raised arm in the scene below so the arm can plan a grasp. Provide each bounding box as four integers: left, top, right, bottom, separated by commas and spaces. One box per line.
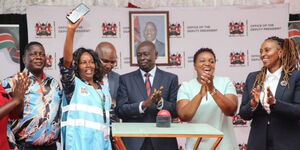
63, 15, 83, 68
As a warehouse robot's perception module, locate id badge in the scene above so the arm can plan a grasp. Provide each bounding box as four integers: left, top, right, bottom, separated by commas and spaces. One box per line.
104, 126, 110, 141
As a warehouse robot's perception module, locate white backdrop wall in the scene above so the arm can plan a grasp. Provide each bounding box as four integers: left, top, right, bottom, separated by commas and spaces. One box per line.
27, 4, 288, 149
1, 0, 300, 14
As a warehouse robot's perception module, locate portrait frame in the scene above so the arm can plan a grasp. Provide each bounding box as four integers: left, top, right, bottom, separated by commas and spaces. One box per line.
129, 11, 170, 66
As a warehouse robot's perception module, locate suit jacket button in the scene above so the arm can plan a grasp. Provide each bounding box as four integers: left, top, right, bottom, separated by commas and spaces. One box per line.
267, 121, 270, 125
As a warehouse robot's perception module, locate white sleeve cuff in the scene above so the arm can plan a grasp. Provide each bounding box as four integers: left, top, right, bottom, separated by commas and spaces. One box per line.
156, 98, 164, 110
139, 101, 146, 113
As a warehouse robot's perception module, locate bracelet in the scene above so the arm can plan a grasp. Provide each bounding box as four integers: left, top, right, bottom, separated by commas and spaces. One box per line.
210, 88, 217, 96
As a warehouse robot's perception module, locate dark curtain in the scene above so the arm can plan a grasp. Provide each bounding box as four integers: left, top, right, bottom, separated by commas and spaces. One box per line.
290, 14, 300, 21
0, 14, 27, 71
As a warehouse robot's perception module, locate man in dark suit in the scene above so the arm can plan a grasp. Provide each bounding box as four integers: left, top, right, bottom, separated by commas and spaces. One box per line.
95, 42, 120, 105
116, 41, 178, 150
143, 21, 165, 56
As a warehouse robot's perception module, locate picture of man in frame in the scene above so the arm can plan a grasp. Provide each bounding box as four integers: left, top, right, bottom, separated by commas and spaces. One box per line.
143, 21, 165, 56
130, 11, 170, 65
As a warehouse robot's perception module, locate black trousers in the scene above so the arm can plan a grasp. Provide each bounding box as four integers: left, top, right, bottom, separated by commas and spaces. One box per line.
140, 138, 154, 150
266, 125, 274, 150
17, 142, 57, 150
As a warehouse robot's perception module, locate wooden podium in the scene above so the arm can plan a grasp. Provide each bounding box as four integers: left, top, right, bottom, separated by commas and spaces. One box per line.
112, 123, 223, 150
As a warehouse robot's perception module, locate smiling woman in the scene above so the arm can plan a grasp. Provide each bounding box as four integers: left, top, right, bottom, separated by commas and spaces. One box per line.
176, 48, 238, 150
239, 36, 300, 150
58, 15, 112, 150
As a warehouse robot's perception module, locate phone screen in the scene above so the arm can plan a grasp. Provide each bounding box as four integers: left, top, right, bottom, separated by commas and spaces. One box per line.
66, 3, 90, 24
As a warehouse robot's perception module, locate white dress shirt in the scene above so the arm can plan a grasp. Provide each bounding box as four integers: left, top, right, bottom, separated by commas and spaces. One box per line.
102, 74, 109, 88
138, 66, 163, 113
260, 66, 282, 113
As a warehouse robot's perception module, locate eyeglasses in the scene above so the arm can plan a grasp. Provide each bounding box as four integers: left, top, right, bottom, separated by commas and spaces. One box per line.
28, 52, 46, 58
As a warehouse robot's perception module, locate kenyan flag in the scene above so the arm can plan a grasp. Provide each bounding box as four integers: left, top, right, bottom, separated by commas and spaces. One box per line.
0, 33, 20, 63
289, 22, 300, 54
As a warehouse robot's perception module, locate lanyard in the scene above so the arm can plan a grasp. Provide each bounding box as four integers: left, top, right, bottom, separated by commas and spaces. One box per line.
95, 82, 107, 123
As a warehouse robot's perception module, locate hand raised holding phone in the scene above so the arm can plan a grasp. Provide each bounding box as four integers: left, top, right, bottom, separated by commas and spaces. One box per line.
66, 3, 90, 24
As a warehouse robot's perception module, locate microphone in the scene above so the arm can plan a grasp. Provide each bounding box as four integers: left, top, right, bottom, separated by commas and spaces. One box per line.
156, 110, 171, 127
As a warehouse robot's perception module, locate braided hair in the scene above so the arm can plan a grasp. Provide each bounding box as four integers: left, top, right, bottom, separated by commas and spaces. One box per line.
253, 36, 300, 88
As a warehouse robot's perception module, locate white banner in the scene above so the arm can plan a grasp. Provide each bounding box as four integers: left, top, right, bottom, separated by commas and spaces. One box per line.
27, 4, 289, 149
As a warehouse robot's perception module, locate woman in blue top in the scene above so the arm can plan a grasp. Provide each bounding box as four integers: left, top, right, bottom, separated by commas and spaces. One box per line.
59, 16, 112, 150
176, 48, 238, 150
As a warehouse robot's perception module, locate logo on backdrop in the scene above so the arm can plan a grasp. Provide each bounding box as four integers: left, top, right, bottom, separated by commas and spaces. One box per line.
229, 20, 248, 37
169, 23, 181, 36
167, 52, 185, 69
169, 53, 182, 65
35, 22, 53, 37
230, 52, 245, 65
234, 81, 245, 94
44, 53, 55, 70
232, 114, 247, 126
169, 22, 184, 38
102, 22, 117, 36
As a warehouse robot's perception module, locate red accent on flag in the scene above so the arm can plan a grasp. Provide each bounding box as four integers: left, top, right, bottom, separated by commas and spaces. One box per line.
134, 16, 141, 44
127, 3, 140, 8
289, 30, 300, 37
0, 33, 14, 42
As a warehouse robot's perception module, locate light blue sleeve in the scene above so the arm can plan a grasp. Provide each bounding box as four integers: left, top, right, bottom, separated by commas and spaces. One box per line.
177, 82, 191, 101
1, 76, 14, 93
223, 77, 237, 95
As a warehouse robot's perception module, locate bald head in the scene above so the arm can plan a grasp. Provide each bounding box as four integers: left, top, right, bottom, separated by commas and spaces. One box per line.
137, 41, 158, 72
96, 42, 117, 57
137, 41, 156, 52
95, 42, 117, 74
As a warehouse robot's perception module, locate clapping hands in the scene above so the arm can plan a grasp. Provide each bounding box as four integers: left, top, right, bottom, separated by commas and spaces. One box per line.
143, 86, 164, 108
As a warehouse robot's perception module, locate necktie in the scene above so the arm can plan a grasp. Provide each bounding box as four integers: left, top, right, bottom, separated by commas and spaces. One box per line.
144, 73, 151, 96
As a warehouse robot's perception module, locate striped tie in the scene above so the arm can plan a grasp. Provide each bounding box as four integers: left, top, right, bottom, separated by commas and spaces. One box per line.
144, 73, 151, 96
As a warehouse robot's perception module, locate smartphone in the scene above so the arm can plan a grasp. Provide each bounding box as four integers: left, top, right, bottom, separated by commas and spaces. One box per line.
66, 3, 90, 24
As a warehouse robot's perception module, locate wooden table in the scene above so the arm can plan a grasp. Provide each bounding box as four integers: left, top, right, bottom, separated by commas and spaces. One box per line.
112, 122, 223, 150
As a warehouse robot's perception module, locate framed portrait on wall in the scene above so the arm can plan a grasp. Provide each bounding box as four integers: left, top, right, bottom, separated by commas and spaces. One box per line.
129, 11, 170, 65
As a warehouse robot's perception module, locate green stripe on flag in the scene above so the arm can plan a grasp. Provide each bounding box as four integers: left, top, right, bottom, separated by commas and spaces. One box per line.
0, 41, 15, 49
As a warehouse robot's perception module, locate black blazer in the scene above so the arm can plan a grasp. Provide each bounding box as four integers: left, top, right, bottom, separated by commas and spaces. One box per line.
107, 71, 120, 100
116, 68, 178, 150
239, 70, 300, 150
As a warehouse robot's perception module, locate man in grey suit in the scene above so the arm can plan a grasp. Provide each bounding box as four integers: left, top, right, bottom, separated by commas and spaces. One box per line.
116, 41, 178, 150
95, 42, 120, 106
143, 21, 165, 56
